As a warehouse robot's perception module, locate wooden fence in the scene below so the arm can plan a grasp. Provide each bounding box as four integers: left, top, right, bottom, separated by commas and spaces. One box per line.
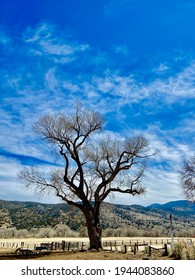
0, 238, 193, 253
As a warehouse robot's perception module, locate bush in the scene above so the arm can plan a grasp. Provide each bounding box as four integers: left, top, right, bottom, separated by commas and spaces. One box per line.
79, 226, 88, 237
0, 224, 79, 238
54, 224, 78, 237
171, 241, 195, 260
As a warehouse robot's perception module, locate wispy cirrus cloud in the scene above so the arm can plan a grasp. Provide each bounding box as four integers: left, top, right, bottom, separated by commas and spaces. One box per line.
148, 62, 195, 99
0, 149, 61, 167
112, 44, 129, 56
0, 155, 60, 203
23, 22, 90, 64
1, 21, 195, 205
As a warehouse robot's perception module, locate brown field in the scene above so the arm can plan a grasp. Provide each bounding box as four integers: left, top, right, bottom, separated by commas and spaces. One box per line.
0, 237, 194, 260
0, 249, 167, 260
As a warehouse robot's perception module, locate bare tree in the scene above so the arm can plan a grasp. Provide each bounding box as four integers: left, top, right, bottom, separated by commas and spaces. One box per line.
18, 107, 151, 250
180, 154, 195, 202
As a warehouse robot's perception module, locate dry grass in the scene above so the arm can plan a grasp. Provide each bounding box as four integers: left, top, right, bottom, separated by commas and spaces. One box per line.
1, 236, 194, 244
171, 241, 195, 260
0, 237, 194, 260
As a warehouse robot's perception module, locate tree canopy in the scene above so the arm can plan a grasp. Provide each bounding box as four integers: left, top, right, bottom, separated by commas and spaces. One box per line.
18, 107, 152, 249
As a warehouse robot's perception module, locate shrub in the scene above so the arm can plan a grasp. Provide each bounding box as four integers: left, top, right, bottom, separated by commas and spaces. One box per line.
171, 241, 195, 260
79, 226, 88, 237
54, 224, 78, 237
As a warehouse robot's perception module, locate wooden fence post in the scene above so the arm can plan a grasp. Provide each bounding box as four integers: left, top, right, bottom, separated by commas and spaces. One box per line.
68, 242, 70, 251
62, 241, 65, 251
110, 241, 112, 251
134, 244, 136, 255
81, 242, 84, 251
164, 244, 168, 256
148, 246, 152, 257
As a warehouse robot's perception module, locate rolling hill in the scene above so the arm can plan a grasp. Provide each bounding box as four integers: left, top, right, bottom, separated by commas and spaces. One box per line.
0, 199, 194, 237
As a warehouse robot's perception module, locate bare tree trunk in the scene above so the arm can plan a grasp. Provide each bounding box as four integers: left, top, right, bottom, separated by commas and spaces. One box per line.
83, 205, 102, 250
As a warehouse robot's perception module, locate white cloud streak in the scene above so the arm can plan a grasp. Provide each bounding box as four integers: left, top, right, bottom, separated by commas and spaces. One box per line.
23, 23, 90, 64
1, 22, 195, 205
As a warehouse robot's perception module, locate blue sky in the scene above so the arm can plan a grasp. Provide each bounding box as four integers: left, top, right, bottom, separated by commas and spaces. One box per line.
0, 0, 195, 206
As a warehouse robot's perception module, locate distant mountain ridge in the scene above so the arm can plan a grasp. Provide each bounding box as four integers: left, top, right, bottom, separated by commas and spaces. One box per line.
147, 200, 195, 216
148, 200, 194, 209
0, 199, 194, 236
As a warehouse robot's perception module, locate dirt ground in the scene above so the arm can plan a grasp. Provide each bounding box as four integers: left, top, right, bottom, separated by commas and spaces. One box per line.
30, 250, 172, 260
0, 249, 170, 260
